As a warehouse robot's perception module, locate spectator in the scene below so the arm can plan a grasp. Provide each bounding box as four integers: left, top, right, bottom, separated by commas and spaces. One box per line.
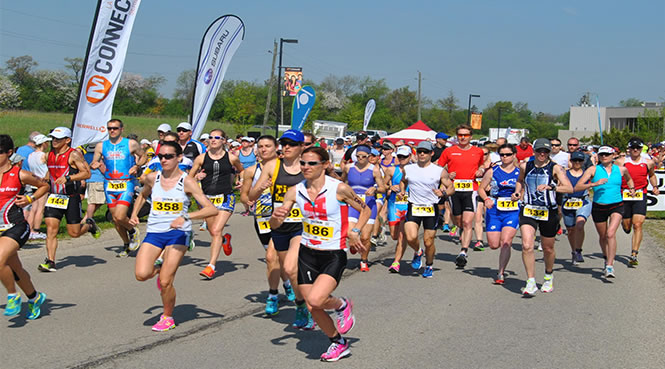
432, 132, 449, 162
26, 135, 50, 239
516, 137, 533, 162
16, 131, 41, 171
83, 143, 107, 222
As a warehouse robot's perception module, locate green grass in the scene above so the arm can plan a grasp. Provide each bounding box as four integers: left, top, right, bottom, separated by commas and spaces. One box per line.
0, 110, 242, 146
647, 211, 665, 219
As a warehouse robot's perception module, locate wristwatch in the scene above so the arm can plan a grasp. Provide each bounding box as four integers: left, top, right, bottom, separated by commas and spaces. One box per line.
350, 228, 361, 234
181, 213, 190, 221
65, 175, 71, 182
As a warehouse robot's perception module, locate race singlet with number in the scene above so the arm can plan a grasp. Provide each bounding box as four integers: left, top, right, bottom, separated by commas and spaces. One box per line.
395, 193, 409, 205
273, 202, 303, 222
411, 204, 435, 217
454, 179, 473, 192
563, 197, 583, 210
256, 216, 271, 234
523, 204, 548, 220
302, 218, 334, 241
622, 189, 643, 201
152, 198, 184, 214
106, 180, 127, 192
496, 197, 518, 211
46, 194, 69, 209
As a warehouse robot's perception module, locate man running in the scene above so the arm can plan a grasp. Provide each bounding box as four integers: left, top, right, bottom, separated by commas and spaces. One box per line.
437, 124, 486, 268
40, 127, 99, 272
176, 122, 206, 161
270, 146, 369, 361
91, 119, 145, 257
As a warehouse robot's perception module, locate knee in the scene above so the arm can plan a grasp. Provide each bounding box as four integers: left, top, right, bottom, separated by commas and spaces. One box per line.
135, 271, 150, 282
306, 295, 326, 310
159, 276, 173, 290
632, 222, 643, 230
606, 230, 616, 239
522, 244, 534, 253
489, 242, 500, 250
462, 220, 473, 229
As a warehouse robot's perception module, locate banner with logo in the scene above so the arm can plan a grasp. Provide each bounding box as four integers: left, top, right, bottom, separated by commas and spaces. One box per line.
646, 170, 665, 211
291, 85, 316, 131
363, 99, 376, 131
470, 112, 483, 130
191, 15, 245, 140
71, 0, 141, 147
284, 67, 302, 96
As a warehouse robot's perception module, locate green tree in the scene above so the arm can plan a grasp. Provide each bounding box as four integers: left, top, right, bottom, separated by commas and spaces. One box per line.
5, 55, 37, 85
619, 97, 643, 107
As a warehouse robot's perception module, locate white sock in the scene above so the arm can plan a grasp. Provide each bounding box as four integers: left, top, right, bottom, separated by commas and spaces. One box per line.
208, 264, 216, 271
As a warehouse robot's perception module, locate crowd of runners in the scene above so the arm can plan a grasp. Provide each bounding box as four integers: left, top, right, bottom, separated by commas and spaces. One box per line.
1, 121, 663, 361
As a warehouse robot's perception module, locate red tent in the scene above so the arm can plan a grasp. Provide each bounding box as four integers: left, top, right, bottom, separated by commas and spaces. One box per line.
382, 120, 437, 144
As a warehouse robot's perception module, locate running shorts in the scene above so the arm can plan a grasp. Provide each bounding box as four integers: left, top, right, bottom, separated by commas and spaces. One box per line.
143, 229, 190, 249
622, 194, 647, 219
349, 195, 377, 225
405, 203, 439, 230
451, 191, 477, 216
297, 244, 347, 285
44, 195, 83, 224
271, 229, 302, 252
207, 193, 236, 213
0, 222, 30, 249
519, 205, 559, 238
104, 179, 136, 208
376, 192, 385, 206
591, 202, 624, 223
485, 206, 519, 232
562, 198, 592, 228
253, 217, 272, 249
387, 200, 408, 226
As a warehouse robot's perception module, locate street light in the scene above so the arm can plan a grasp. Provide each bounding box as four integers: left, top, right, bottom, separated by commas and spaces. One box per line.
498, 106, 505, 134
276, 38, 298, 137
467, 94, 480, 125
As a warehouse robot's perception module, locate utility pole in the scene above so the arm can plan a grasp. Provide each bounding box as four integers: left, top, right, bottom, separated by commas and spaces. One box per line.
262, 40, 278, 135
417, 71, 422, 121
276, 38, 298, 137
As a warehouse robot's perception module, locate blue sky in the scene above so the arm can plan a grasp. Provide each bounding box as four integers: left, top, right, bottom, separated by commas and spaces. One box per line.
1, 0, 663, 114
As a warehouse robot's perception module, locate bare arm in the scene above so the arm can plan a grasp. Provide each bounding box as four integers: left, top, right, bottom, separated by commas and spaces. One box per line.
648, 159, 660, 195
269, 186, 296, 230
511, 163, 526, 201
129, 173, 155, 226
478, 168, 494, 208
338, 182, 369, 254
240, 165, 256, 206
16, 170, 50, 207
621, 167, 636, 196
573, 166, 598, 192
188, 153, 205, 179
90, 143, 103, 169
552, 165, 573, 194
249, 159, 276, 201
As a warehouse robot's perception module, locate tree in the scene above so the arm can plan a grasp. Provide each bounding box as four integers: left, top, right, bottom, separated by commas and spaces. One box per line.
0, 75, 21, 109
173, 69, 195, 102
619, 97, 643, 107
439, 90, 458, 113
5, 55, 37, 85
64, 57, 84, 83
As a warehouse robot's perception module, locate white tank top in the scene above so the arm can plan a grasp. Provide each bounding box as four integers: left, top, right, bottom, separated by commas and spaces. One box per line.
403, 163, 444, 205
28, 151, 48, 178
296, 176, 348, 251
147, 172, 191, 233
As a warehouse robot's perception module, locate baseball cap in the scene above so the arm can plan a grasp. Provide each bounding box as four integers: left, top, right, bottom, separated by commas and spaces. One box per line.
140, 139, 151, 145
533, 138, 552, 152
356, 131, 368, 140
241, 136, 252, 142
627, 138, 644, 148
570, 151, 585, 161
417, 141, 434, 151
335, 137, 344, 144
157, 123, 172, 133
396, 146, 411, 157
370, 148, 380, 156
49, 127, 72, 139
435, 132, 449, 140
382, 141, 396, 150
176, 122, 192, 131
32, 134, 52, 145
598, 146, 614, 155
408, 141, 415, 145
248, 137, 255, 142
199, 133, 210, 141
231, 141, 241, 147
9, 153, 24, 165
279, 130, 304, 143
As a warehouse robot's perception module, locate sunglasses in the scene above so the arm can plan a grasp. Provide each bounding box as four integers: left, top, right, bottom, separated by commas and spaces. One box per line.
536, 150, 550, 154
396, 155, 410, 159
571, 159, 584, 162
457, 134, 471, 138
299, 160, 322, 167
416, 149, 431, 154
567, 143, 579, 147
551, 144, 561, 147
356, 155, 369, 159
280, 140, 301, 147
598, 153, 612, 157
629, 146, 642, 150
499, 153, 513, 157
107, 126, 121, 131
158, 153, 177, 160
209, 136, 223, 140
303, 142, 313, 146
176, 128, 190, 133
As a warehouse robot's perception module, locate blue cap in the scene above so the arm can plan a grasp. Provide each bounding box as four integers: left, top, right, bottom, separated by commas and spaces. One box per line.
570, 151, 585, 161
436, 132, 449, 140
356, 145, 372, 155
370, 148, 380, 156
279, 129, 304, 143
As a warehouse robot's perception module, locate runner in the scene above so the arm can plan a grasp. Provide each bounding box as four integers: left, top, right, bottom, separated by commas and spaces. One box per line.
248, 129, 314, 329
240, 135, 295, 315
574, 146, 635, 278
0, 134, 49, 319
328, 138, 346, 177
131, 141, 217, 332
562, 151, 592, 265
513, 138, 573, 295
437, 124, 486, 268
472, 146, 491, 251
400, 141, 451, 278
190, 129, 244, 280
368, 148, 388, 246
40, 127, 100, 272
91, 119, 145, 257
238, 136, 257, 216
617, 138, 659, 266
477, 143, 521, 284
176, 122, 206, 161
341, 145, 386, 272
269, 146, 369, 361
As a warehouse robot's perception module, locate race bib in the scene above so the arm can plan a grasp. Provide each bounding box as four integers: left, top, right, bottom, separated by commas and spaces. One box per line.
152, 198, 184, 214
106, 180, 127, 192
0, 223, 13, 232
303, 218, 334, 241
563, 197, 583, 210
256, 217, 271, 234
46, 194, 69, 209
358, 194, 366, 203
412, 204, 435, 217
454, 180, 474, 192
496, 197, 518, 211
622, 189, 643, 201
207, 194, 225, 206
523, 204, 548, 220
274, 202, 303, 223
334, 162, 341, 169
395, 193, 409, 205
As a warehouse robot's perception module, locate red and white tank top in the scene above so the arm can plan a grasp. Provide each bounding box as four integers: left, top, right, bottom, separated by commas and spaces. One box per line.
622, 157, 649, 191
295, 176, 349, 251
47, 148, 76, 195
0, 166, 25, 226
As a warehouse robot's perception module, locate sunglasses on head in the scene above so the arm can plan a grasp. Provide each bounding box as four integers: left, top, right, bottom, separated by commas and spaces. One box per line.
299, 160, 322, 167
499, 152, 513, 157
107, 126, 121, 131
176, 128, 190, 133
158, 153, 177, 160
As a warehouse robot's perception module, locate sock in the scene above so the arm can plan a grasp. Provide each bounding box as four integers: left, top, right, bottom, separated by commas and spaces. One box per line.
426, 263, 433, 267
330, 333, 343, 343
545, 270, 553, 275
7, 293, 17, 298
460, 247, 468, 255
283, 280, 292, 288
27, 291, 37, 301
123, 243, 130, 250
295, 299, 305, 307
208, 264, 216, 271
575, 248, 582, 252
527, 277, 536, 284
336, 299, 347, 312
268, 289, 278, 297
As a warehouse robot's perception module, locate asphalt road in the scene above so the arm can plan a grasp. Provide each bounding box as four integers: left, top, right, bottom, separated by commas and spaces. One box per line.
2, 214, 664, 369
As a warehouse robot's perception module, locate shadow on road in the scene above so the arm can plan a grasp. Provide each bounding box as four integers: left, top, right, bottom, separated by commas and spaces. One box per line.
142, 304, 224, 327
5, 298, 77, 328
57, 255, 107, 269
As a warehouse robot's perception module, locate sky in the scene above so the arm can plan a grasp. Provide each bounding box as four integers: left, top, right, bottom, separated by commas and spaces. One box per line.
1, 0, 664, 115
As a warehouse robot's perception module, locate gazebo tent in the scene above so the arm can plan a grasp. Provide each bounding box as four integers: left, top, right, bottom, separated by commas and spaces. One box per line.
382, 120, 437, 144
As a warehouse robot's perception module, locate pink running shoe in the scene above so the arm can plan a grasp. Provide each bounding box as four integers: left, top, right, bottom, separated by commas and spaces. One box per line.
335, 298, 355, 335
320, 340, 351, 362
152, 315, 176, 332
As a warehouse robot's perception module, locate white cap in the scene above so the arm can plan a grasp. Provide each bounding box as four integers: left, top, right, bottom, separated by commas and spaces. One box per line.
396, 146, 411, 156
200, 133, 210, 140
33, 134, 52, 145
227, 139, 234, 143
176, 122, 192, 131
231, 141, 241, 147
151, 139, 159, 146
49, 127, 72, 139
140, 139, 151, 145
157, 123, 172, 133
248, 137, 255, 142
241, 136, 252, 142
598, 146, 614, 154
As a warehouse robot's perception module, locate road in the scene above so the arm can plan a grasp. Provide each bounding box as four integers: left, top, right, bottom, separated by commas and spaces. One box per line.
2, 214, 664, 369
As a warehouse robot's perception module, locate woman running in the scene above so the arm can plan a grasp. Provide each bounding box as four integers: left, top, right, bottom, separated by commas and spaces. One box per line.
472, 146, 491, 251
563, 151, 592, 265
131, 141, 217, 331
270, 146, 369, 361
573, 145, 634, 279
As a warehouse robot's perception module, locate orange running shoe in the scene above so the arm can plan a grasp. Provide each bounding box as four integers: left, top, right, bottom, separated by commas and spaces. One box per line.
359, 261, 370, 272
199, 265, 215, 279
222, 233, 232, 256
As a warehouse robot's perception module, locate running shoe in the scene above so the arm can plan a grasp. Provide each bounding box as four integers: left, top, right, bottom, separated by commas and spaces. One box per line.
284, 284, 296, 302
377, 231, 387, 244
536, 242, 543, 252
473, 241, 485, 251
154, 258, 163, 268
128, 227, 141, 251
265, 296, 279, 316
359, 261, 370, 272
188, 236, 196, 252
493, 274, 505, 285
199, 221, 207, 231
222, 233, 232, 256
320, 340, 351, 362
152, 315, 176, 332
116, 246, 130, 258
199, 265, 215, 279
388, 262, 400, 273
541, 274, 554, 293
629, 255, 639, 266
449, 225, 458, 238
422, 265, 433, 278
604, 265, 616, 278
26, 292, 46, 320
521, 280, 538, 297
301, 313, 316, 330
335, 298, 355, 334
455, 253, 467, 268
556, 227, 563, 236
3, 294, 21, 316
574, 250, 584, 264
370, 236, 378, 247
38, 259, 56, 272
86, 218, 101, 239
411, 249, 424, 270
293, 305, 316, 330
30, 232, 46, 240
442, 224, 450, 233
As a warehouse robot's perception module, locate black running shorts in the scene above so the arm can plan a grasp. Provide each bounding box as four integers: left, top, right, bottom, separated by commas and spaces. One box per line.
450, 191, 476, 216
44, 195, 83, 224
0, 222, 30, 249
297, 244, 347, 285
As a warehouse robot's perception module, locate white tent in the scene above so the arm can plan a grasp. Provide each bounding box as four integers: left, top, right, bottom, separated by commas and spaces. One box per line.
383, 120, 436, 144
